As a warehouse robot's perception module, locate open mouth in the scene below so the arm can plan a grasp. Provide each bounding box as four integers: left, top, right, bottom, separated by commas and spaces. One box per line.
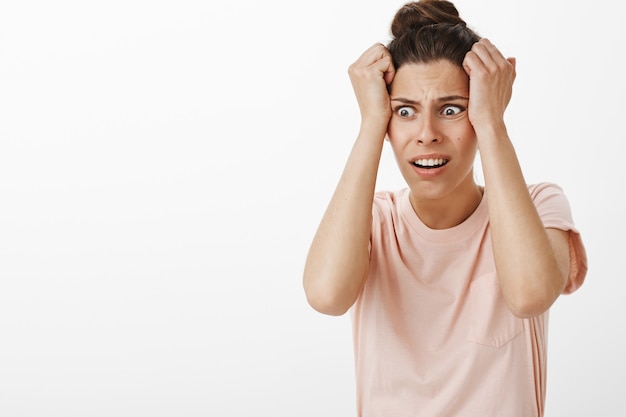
412, 158, 449, 169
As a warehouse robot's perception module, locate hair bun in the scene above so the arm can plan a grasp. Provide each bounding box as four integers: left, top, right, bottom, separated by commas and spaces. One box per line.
391, 0, 467, 38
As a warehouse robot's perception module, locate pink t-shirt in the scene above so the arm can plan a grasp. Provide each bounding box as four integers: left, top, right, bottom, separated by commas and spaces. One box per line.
350, 182, 587, 417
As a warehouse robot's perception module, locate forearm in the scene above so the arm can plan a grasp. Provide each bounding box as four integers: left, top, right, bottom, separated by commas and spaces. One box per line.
303, 122, 386, 316
478, 123, 567, 317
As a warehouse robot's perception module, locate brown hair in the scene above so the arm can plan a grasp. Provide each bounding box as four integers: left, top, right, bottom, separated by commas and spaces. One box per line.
387, 0, 480, 69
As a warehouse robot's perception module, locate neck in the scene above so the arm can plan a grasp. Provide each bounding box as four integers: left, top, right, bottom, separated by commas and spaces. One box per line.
409, 181, 484, 230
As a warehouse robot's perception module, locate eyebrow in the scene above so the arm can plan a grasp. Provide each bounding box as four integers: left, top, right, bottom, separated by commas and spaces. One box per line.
390, 95, 469, 105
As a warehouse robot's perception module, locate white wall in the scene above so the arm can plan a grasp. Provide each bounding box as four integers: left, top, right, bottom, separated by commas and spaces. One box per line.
0, 0, 622, 415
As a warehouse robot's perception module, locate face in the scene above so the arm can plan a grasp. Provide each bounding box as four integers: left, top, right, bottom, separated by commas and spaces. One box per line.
387, 60, 477, 203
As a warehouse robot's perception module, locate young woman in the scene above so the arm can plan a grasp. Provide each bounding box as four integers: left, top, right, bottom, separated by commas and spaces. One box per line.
302, 0, 588, 416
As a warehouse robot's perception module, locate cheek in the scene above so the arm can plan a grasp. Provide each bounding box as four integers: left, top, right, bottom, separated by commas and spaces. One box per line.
386, 127, 405, 150
457, 136, 477, 152
454, 124, 477, 146
458, 138, 478, 162
386, 121, 412, 145
386, 122, 398, 141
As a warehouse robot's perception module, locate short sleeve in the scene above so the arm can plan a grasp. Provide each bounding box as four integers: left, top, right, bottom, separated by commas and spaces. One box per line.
529, 183, 588, 294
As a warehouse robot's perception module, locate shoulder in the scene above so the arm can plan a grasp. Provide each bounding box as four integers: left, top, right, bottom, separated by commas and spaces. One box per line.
527, 183, 587, 293
373, 188, 408, 209
370, 189, 411, 233
527, 182, 565, 200
526, 182, 574, 217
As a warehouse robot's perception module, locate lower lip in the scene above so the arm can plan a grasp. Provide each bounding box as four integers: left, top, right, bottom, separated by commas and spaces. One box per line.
411, 163, 448, 178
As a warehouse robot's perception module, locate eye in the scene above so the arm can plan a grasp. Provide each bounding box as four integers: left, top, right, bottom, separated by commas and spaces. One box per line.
396, 106, 416, 118
441, 105, 464, 116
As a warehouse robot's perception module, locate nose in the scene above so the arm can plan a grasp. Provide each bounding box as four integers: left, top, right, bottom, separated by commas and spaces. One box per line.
416, 112, 441, 145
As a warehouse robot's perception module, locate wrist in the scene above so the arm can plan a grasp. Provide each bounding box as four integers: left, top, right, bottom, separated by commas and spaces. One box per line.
359, 116, 390, 139
473, 119, 508, 144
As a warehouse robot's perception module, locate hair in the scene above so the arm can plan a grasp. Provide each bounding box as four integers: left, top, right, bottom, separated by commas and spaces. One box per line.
387, 0, 480, 69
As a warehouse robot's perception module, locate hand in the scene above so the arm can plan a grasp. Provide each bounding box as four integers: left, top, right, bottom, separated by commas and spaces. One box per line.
348, 43, 396, 126
462, 38, 516, 131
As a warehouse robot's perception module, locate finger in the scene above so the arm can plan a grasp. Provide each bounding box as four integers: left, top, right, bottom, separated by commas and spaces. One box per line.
479, 38, 506, 61
350, 44, 393, 78
470, 39, 508, 71
379, 56, 396, 85
362, 44, 395, 84
359, 43, 390, 64
468, 43, 498, 71
507, 57, 517, 78
507, 57, 517, 69
462, 49, 485, 77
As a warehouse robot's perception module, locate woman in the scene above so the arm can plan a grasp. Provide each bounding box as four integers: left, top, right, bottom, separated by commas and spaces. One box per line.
302, 0, 587, 416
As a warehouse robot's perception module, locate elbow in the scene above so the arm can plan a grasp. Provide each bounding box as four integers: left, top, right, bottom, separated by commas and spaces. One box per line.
501, 267, 568, 318
304, 286, 354, 316
307, 296, 352, 316
303, 270, 360, 316
302, 259, 367, 316
508, 300, 549, 319
505, 290, 559, 319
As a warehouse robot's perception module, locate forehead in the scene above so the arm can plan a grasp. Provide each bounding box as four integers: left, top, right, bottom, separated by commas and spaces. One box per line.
389, 60, 469, 99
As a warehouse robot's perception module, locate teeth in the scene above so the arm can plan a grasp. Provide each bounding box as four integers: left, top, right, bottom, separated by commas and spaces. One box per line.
414, 158, 447, 167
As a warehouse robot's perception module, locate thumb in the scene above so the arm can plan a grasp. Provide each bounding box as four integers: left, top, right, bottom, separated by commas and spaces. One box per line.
507, 57, 516, 71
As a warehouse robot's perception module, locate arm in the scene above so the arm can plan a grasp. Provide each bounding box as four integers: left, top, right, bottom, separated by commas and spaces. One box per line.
463, 39, 570, 318
303, 44, 395, 316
